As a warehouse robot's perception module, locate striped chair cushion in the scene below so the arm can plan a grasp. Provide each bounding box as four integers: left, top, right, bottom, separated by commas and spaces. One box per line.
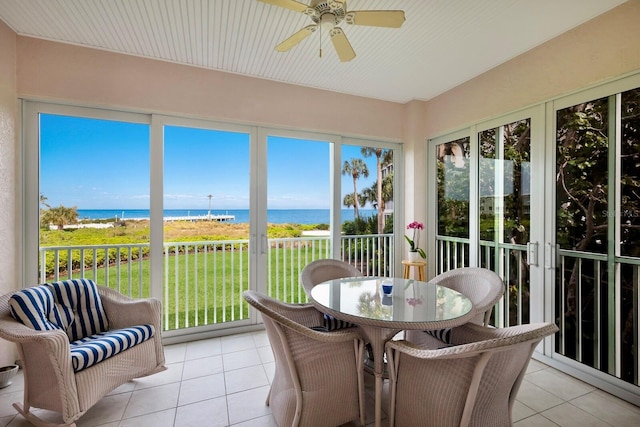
70, 324, 154, 372
47, 279, 109, 341
425, 328, 452, 344
9, 285, 66, 331
311, 314, 356, 332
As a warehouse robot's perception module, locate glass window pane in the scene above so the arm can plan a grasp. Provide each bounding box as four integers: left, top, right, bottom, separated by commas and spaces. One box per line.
620, 88, 640, 257
163, 125, 250, 330
341, 145, 394, 276
39, 114, 150, 292
437, 137, 470, 238
556, 97, 609, 254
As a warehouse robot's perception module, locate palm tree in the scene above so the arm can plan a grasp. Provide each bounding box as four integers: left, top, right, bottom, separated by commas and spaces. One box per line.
362, 172, 394, 233
361, 148, 393, 233
40, 193, 50, 209
343, 193, 356, 213
41, 205, 78, 230
342, 158, 369, 218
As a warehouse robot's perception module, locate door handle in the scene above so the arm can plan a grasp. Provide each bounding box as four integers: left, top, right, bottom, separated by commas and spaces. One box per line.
527, 242, 538, 266
545, 242, 557, 270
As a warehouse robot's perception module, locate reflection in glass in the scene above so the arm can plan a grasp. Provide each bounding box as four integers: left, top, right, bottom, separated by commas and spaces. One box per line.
436, 137, 470, 239
478, 119, 531, 327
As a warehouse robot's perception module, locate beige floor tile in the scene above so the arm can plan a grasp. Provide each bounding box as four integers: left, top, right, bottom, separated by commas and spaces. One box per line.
541, 402, 612, 427
527, 368, 596, 401
224, 365, 269, 394
256, 345, 274, 364
185, 337, 222, 360
226, 385, 272, 425
222, 348, 263, 371
517, 379, 565, 412
120, 408, 176, 427
527, 358, 549, 374
174, 396, 228, 427
122, 382, 180, 419
163, 343, 187, 364
570, 390, 640, 426
0, 391, 22, 418
134, 363, 184, 390
182, 354, 223, 380
514, 414, 561, 426
221, 333, 258, 353
513, 400, 537, 422
107, 380, 136, 395
263, 361, 275, 383
230, 414, 278, 427
75, 392, 131, 426
8, 409, 66, 427
251, 331, 270, 348
178, 373, 226, 406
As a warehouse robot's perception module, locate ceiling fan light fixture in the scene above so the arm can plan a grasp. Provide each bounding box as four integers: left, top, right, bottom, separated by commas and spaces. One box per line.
259, 0, 405, 61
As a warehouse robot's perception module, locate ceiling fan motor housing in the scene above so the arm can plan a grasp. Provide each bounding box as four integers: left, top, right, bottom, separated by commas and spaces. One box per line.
308, 1, 346, 28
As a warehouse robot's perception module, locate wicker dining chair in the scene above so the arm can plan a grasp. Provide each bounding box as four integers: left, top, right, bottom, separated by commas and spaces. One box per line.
405, 267, 504, 348
300, 259, 362, 297
386, 322, 558, 427
243, 290, 365, 427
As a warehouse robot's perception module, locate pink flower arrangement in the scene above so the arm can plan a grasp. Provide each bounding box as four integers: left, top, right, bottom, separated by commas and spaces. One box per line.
405, 221, 426, 259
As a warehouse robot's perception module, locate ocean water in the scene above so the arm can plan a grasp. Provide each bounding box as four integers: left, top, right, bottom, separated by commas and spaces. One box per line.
76, 209, 379, 225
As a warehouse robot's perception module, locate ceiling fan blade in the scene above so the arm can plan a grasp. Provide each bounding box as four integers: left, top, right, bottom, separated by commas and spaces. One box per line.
257, 0, 309, 13
276, 25, 317, 52
345, 10, 406, 28
330, 28, 356, 62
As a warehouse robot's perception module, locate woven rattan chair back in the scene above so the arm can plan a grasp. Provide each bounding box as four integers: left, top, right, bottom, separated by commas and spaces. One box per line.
431, 267, 504, 326
386, 322, 558, 427
243, 290, 365, 427
300, 259, 362, 297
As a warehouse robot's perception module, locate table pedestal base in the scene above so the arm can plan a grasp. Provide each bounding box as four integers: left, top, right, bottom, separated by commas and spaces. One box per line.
356, 325, 401, 427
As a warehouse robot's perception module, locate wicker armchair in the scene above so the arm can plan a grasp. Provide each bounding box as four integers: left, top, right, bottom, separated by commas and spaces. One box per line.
0, 283, 166, 427
405, 267, 504, 348
300, 259, 362, 296
243, 290, 365, 427
386, 322, 558, 427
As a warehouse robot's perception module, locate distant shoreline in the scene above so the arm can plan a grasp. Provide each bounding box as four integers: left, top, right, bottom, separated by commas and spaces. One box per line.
76, 208, 380, 225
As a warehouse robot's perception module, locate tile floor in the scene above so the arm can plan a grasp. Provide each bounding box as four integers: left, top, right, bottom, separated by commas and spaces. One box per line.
0, 330, 639, 426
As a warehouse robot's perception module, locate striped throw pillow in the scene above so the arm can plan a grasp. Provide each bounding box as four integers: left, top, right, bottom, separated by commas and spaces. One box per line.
9, 285, 65, 331
47, 279, 109, 341
70, 324, 154, 372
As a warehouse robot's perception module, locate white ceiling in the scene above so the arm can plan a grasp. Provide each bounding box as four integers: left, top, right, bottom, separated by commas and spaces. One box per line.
0, 0, 627, 103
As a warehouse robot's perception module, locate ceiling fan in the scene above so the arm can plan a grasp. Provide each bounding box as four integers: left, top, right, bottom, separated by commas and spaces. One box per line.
258, 0, 405, 62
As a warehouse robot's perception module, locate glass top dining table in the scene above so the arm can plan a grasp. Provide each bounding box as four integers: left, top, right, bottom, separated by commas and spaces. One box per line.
310, 276, 476, 427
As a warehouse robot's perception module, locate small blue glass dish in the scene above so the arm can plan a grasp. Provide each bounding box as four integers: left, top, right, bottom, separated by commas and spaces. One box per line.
381, 280, 393, 296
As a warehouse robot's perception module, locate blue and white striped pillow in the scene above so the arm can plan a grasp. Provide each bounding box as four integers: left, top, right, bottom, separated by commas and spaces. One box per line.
311, 313, 356, 331
9, 285, 65, 331
46, 279, 109, 341
425, 328, 452, 344
69, 324, 154, 372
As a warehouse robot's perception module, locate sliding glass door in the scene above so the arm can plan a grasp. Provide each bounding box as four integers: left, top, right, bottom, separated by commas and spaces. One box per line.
162, 120, 252, 332
552, 85, 640, 387
431, 107, 545, 328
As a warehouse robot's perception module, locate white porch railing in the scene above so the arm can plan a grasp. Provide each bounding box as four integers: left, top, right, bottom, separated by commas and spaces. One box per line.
38, 233, 394, 332
435, 234, 640, 388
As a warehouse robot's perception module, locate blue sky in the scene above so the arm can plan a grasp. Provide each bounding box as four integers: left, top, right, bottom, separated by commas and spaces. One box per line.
40, 114, 381, 210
